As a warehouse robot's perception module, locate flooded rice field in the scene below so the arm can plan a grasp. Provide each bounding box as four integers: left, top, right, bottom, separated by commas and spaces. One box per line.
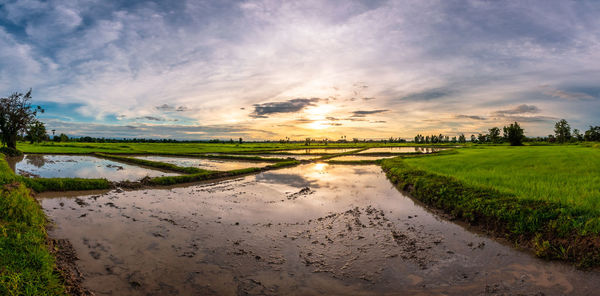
41, 163, 600, 295
276, 148, 359, 154
132, 155, 273, 171
207, 154, 319, 160
358, 147, 443, 154
8, 154, 178, 181
329, 155, 398, 161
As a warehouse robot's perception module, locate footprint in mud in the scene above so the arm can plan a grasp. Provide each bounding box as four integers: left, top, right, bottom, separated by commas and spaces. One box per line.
289, 205, 446, 281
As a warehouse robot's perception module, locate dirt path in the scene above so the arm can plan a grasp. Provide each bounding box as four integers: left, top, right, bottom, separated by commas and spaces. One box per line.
40, 164, 600, 295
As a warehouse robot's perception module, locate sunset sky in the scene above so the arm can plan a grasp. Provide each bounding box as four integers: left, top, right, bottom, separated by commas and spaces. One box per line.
1, 0, 599, 140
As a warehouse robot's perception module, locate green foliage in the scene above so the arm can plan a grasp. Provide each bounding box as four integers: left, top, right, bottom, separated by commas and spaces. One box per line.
554, 119, 571, 143
381, 155, 600, 266
26, 120, 47, 144
0, 156, 66, 295
0, 90, 44, 149
0, 146, 23, 157
503, 122, 525, 146
22, 177, 110, 193
402, 146, 600, 212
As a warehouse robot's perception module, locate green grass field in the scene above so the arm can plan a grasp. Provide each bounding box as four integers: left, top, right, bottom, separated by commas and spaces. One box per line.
16, 141, 457, 154
0, 155, 66, 295
402, 145, 600, 213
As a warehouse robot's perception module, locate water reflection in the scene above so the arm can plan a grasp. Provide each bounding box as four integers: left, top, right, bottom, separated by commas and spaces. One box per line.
39, 164, 600, 295
133, 155, 272, 171
358, 147, 444, 154
10, 154, 178, 181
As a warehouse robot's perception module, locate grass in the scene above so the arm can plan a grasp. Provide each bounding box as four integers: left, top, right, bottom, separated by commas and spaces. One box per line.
381, 145, 600, 266
0, 154, 66, 295
22, 177, 110, 193
402, 146, 600, 213
17, 141, 461, 155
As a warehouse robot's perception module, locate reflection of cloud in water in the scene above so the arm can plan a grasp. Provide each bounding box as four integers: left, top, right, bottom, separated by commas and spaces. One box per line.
256, 173, 319, 188
352, 168, 376, 175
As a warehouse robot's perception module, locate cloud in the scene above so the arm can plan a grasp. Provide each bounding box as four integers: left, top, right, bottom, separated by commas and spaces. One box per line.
493, 104, 540, 116
351, 109, 389, 117
542, 87, 596, 101
250, 98, 320, 118
156, 104, 175, 111
136, 116, 163, 121
1, 0, 599, 139
455, 114, 487, 120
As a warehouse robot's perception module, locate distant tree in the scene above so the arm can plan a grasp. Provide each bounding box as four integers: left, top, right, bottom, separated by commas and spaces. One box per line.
458, 134, 466, 143
239, 137, 243, 144
554, 119, 571, 143
26, 120, 47, 144
584, 126, 600, 141
0, 89, 44, 149
503, 122, 525, 146
451, 136, 457, 143
573, 129, 583, 142
305, 138, 311, 146
477, 133, 487, 143
54, 133, 69, 142
353, 138, 359, 144
470, 134, 476, 143
488, 127, 501, 143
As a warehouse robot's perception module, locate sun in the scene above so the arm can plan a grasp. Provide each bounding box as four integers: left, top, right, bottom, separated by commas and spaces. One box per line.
305, 104, 335, 119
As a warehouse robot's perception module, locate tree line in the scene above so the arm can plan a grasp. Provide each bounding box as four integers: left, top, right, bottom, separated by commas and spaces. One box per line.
413, 119, 600, 146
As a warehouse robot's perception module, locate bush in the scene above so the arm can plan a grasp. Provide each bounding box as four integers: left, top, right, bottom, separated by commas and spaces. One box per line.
0, 147, 23, 157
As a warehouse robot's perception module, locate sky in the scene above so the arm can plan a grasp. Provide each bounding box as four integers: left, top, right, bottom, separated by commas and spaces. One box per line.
1, 0, 599, 140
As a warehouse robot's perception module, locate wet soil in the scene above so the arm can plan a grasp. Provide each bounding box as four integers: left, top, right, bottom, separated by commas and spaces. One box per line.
7, 154, 179, 181
40, 164, 600, 295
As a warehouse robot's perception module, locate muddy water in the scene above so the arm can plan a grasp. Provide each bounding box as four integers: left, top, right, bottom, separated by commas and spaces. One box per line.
329, 155, 398, 161
277, 148, 359, 154
132, 155, 272, 171
358, 147, 443, 154
7, 154, 178, 181
41, 164, 600, 295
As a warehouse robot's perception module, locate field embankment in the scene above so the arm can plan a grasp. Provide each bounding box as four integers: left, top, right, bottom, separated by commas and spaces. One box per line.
381, 145, 600, 266
0, 154, 67, 295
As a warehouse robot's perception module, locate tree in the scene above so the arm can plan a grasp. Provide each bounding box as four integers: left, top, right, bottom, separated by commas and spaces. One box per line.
573, 129, 583, 141
503, 122, 525, 146
584, 126, 600, 141
458, 134, 466, 143
239, 137, 243, 144
26, 120, 47, 144
0, 90, 44, 149
305, 138, 311, 146
477, 133, 487, 143
488, 127, 501, 143
470, 134, 476, 143
554, 119, 571, 143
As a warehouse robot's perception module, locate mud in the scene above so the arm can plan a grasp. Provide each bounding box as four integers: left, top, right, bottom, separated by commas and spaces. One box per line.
358, 147, 443, 154
40, 164, 600, 295
131, 155, 273, 171
7, 154, 179, 181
